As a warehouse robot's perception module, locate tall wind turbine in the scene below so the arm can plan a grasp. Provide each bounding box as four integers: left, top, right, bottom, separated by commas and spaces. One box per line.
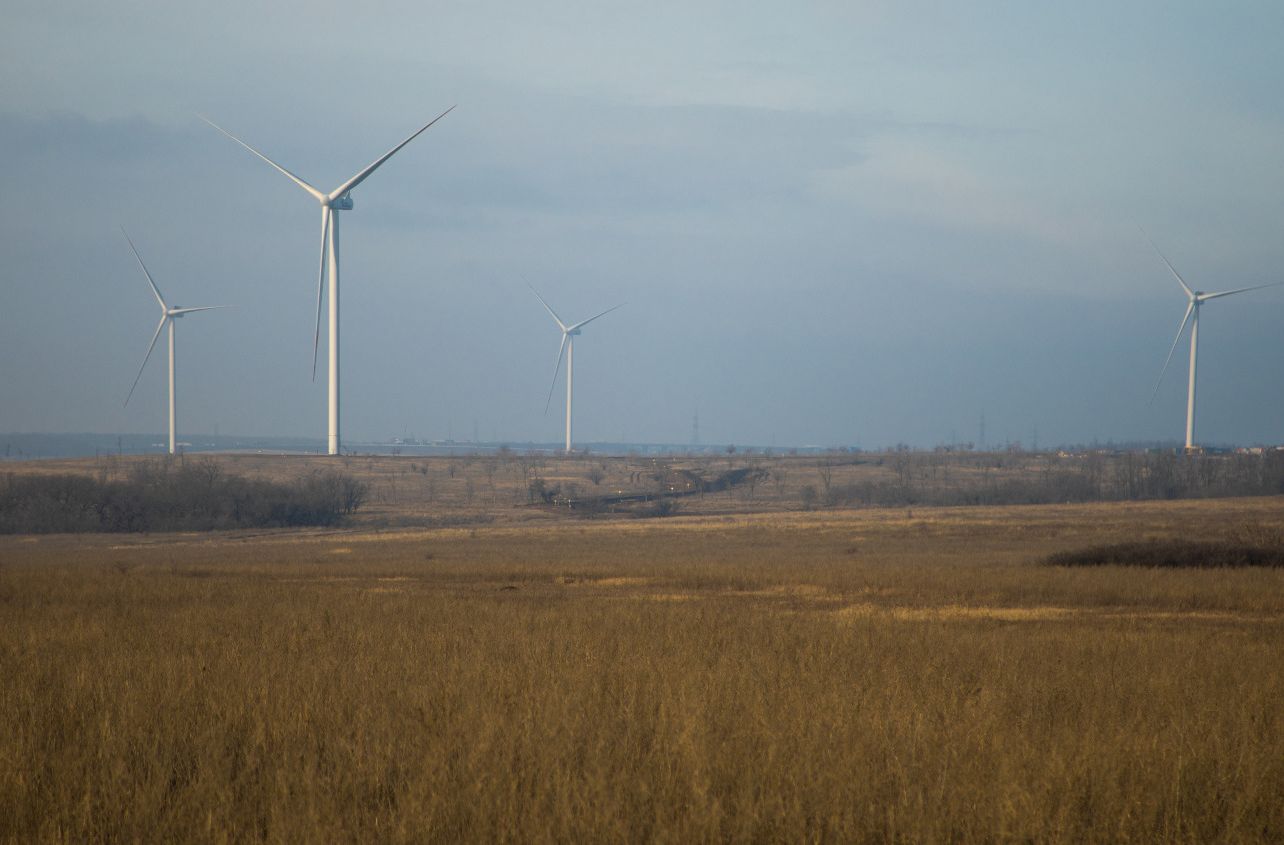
202, 106, 454, 455
122, 229, 226, 455
1145, 232, 1283, 451
531, 288, 623, 453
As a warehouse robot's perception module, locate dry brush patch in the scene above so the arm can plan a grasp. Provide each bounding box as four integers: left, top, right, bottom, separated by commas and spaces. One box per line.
1046, 538, 1284, 569
1, 499, 1283, 841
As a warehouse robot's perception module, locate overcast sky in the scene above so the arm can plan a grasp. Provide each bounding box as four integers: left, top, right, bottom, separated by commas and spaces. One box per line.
3, 1, 1283, 449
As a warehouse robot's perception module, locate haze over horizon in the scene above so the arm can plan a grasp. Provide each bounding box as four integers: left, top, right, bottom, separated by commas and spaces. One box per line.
3, 1, 1284, 450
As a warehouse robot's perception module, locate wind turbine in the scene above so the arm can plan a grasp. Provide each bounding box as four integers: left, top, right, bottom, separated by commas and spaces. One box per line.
201, 106, 454, 456
531, 288, 623, 453
121, 229, 226, 455
1145, 231, 1283, 451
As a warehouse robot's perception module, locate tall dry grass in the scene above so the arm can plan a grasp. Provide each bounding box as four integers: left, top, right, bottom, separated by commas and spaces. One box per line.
2, 498, 1283, 841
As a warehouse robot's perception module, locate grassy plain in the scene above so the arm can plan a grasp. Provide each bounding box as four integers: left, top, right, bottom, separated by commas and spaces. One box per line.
2, 458, 1283, 841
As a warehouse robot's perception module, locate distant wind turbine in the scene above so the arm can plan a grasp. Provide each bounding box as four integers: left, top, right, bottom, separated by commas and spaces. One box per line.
122, 229, 227, 455
1144, 230, 1283, 451
201, 106, 454, 456
531, 287, 623, 453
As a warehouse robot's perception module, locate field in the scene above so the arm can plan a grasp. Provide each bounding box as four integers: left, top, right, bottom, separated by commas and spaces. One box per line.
2, 456, 1283, 841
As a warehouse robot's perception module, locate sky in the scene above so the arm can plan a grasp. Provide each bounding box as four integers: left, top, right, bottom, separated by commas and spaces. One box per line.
2, 1, 1284, 449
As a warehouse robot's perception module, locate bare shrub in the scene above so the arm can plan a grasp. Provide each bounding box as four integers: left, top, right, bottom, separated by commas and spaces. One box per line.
799, 485, 818, 510
0, 463, 368, 533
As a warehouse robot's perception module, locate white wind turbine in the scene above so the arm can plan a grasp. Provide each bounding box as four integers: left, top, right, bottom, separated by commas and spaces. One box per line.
122, 229, 227, 455
531, 288, 624, 453
1145, 232, 1283, 451
202, 106, 454, 456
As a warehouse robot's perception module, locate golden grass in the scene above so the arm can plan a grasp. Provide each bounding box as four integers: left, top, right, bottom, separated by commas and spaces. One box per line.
1, 498, 1283, 841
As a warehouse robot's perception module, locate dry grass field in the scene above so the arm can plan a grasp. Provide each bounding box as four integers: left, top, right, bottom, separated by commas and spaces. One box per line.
2, 480, 1283, 842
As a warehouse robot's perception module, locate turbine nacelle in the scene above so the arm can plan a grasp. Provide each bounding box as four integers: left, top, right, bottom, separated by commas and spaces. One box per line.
326, 194, 354, 211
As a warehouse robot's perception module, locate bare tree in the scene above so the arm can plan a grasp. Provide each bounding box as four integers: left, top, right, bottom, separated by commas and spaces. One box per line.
799, 485, 818, 510
484, 458, 498, 503
817, 460, 834, 502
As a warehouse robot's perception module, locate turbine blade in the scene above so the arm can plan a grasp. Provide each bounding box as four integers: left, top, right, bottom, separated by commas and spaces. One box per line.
1151, 300, 1194, 402
327, 105, 455, 202
170, 305, 231, 315
125, 316, 167, 406
1198, 280, 1284, 301
199, 114, 326, 202
530, 285, 567, 331
1139, 226, 1195, 299
121, 227, 167, 309
568, 302, 625, 332
313, 206, 330, 381
544, 333, 568, 415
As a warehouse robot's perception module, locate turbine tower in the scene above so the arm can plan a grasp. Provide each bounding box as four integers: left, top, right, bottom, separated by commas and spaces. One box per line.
1145, 233, 1282, 451
122, 229, 226, 455
531, 288, 623, 453
202, 107, 454, 455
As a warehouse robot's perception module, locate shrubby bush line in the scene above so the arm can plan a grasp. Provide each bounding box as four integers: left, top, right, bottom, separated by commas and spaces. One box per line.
0, 460, 367, 533
811, 450, 1284, 509
1046, 540, 1284, 569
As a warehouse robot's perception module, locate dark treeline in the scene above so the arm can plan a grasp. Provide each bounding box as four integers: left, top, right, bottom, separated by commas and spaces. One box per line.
1047, 540, 1284, 569
0, 460, 367, 533
810, 449, 1284, 509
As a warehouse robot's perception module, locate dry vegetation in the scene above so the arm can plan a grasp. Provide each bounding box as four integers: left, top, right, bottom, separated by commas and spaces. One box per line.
1047, 538, 1284, 568
2, 491, 1283, 841
17, 447, 1284, 528
0, 461, 366, 533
